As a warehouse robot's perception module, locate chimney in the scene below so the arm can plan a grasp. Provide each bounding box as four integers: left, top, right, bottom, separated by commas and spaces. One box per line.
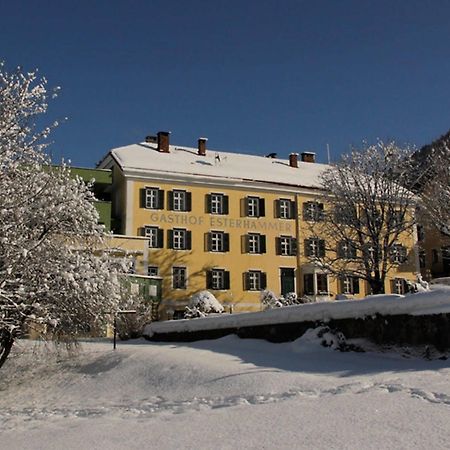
198, 137, 207, 156
289, 153, 298, 168
157, 131, 170, 153
301, 152, 316, 163
145, 135, 157, 144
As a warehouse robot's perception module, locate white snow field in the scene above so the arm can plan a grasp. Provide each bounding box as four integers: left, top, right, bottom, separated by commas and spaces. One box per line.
1, 331, 450, 450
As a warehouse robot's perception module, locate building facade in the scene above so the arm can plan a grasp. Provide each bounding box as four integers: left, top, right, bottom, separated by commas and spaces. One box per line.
98, 132, 418, 319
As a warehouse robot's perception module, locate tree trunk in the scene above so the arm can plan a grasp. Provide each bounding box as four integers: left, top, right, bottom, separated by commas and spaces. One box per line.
369, 271, 385, 295
0, 331, 15, 369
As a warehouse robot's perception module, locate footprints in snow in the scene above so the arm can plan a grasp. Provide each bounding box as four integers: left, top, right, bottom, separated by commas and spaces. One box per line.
2, 382, 450, 427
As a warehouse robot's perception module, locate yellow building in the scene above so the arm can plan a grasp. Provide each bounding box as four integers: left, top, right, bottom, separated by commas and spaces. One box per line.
98, 132, 418, 319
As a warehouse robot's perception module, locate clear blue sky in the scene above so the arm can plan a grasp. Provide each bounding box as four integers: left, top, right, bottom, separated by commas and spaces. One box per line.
2, 0, 450, 166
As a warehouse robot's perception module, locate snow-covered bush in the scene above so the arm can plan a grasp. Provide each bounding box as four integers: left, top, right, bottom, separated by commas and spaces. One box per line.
302, 326, 364, 352
261, 290, 304, 309
260, 290, 283, 309
0, 64, 127, 368
184, 291, 224, 319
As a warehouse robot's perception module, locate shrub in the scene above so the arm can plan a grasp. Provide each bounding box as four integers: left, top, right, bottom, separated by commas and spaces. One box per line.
184, 291, 224, 319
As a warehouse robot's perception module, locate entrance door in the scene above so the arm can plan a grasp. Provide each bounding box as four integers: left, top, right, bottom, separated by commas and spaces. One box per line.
280, 268, 295, 296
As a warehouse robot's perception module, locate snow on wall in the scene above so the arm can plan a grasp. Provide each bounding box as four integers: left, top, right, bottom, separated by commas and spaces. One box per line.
144, 286, 450, 337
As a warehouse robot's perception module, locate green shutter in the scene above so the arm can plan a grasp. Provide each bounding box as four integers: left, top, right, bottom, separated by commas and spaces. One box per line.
223, 195, 229, 215
140, 189, 146, 208
168, 191, 174, 210
186, 231, 192, 250
224, 233, 230, 252
259, 198, 265, 217
260, 235, 266, 253
158, 189, 165, 209
224, 271, 230, 289
186, 192, 192, 212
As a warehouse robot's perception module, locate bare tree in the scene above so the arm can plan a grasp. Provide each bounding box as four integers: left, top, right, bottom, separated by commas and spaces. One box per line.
305, 141, 417, 295
409, 131, 450, 237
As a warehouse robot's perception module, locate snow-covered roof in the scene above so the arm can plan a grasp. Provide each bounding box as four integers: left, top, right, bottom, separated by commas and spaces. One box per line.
100, 142, 330, 190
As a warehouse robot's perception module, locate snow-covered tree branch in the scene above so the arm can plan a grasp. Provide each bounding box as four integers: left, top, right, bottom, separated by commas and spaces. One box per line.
0, 64, 127, 368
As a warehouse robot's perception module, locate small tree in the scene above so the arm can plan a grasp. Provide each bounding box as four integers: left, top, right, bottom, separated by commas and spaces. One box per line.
307, 141, 417, 295
0, 64, 126, 368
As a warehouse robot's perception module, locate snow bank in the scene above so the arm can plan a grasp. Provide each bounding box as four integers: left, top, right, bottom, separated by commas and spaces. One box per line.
144, 286, 450, 337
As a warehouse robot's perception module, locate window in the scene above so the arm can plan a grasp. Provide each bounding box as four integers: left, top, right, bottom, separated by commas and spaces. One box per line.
335, 206, 357, 225
140, 187, 164, 209
364, 244, 380, 263
276, 199, 295, 219
206, 231, 230, 252
244, 270, 267, 291
303, 201, 324, 221
337, 240, 357, 259
388, 210, 405, 228
392, 278, 407, 295
168, 228, 192, 250
432, 249, 439, 264
172, 310, 185, 320
172, 266, 187, 289
303, 273, 329, 295
390, 244, 407, 264
245, 233, 266, 254
206, 193, 229, 215
304, 238, 325, 258
341, 276, 360, 295
207, 269, 230, 290
419, 250, 426, 269
417, 224, 425, 242
244, 196, 265, 217
276, 236, 297, 256
144, 226, 163, 248
168, 190, 192, 212
303, 274, 314, 295
148, 266, 159, 276
317, 274, 328, 294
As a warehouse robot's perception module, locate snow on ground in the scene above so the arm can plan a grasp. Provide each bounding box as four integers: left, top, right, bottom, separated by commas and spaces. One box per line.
1, 333, 450, 450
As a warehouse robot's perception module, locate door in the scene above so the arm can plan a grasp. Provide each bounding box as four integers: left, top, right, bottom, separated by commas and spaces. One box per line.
280, 268, 295, 296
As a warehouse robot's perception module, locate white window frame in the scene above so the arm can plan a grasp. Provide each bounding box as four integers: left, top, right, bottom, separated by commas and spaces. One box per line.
316, 273, 329, 295
279, 199, 291, 219
173, 190, 186, 212
211, 269, 225, 290
172, 266, 187, 289
211, 231, 224, 252
247, 197, 259, 217
280, 236, 291, 256
148, 266, 159, 276
393, 278, 406, 295
210, 193, 223, 215
308, 239, 318, 257
144, 226, 159, 248
145, 188, 159, 209
248, 271, 261, 291
248, 233, 260, 254
391, 244, 407, 264
173, 229, 186, 250
304, 201, 323, 221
